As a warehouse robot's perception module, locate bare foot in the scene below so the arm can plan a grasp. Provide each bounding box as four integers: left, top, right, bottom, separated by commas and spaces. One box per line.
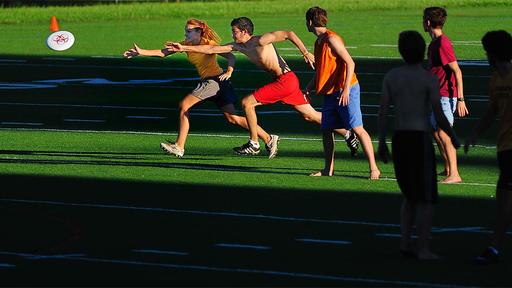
369, 169, 380, 180
309, 170, 333, 177
417, 250, 440, 260
440, 176, 462, 184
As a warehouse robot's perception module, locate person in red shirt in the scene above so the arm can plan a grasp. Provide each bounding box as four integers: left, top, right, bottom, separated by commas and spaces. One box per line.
423, 7, 469, 183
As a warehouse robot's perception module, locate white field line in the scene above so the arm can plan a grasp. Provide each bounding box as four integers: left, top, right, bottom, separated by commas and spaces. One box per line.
63, 119, 106, 123
215, 243, 271, 250
0, 59, 27, 63
0, 60, 491, 73
41, 57, 76, 61
132, 249, 189, 256
0, 250, 475, 288
0, 127, 498, 150
125, 116, 167, 120
0, 198, 494, 234
0, 121, 44, 126
295, 238, 351, 245
370, 44, 397, 47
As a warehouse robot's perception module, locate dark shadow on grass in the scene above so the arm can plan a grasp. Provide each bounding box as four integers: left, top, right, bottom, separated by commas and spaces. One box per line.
0, 172, 507, 287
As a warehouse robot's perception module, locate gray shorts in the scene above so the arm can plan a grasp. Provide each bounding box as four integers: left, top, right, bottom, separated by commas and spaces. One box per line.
191, 76, 237, 108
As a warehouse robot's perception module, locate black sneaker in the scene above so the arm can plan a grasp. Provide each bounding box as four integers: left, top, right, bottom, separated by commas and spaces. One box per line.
475, 246, 500, 264
233, 141, 260, 155
345, 130, 359, 157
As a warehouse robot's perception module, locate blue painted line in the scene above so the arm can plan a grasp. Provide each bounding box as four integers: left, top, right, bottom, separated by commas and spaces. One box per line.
28, 254, 479, 288
132, 249, 188, 256
375, 233, 418, 239
28, 253, 86, 260
0, 263, 16, 268
0, 198, 401, 229
0, 250, 477, 287
296, 238, 351, 245
215, 243, 271, 250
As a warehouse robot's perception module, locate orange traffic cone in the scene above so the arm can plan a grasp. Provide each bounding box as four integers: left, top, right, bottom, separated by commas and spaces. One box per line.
50, 16, 59, 32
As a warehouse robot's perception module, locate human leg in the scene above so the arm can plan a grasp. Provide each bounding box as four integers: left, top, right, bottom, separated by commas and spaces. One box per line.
161, 94, 202, 157
294, 102, 358, 157
437, 128, 461, 183
415, 202, 439, 259
232, 95, 262, 156
431, 97, 460, 183
220, 103, 271, 143
174, 94, 202, 149
221, 104, 280, 159
352, 126, 380, 180
310, 131, 335, 176
433, 130, 449, 176
491, 187, 512, 250
400, 199, 415, 255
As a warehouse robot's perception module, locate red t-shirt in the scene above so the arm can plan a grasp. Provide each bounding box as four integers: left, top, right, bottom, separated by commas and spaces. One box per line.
428, 34, 458, 98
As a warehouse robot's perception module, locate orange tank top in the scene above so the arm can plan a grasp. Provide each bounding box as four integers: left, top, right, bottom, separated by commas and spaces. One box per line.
314, 30, 358, 95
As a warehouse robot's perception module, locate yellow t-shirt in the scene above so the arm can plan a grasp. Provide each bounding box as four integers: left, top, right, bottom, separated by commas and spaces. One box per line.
181, 38, 223, 79
489, 70, 512, 152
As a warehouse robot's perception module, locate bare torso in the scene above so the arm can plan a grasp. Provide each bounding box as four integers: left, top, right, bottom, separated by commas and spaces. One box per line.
232, 36, 291, 77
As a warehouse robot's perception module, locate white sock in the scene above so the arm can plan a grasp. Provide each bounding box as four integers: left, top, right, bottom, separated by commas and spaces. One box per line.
249, 139, 260, 148
344, 130, 351, 140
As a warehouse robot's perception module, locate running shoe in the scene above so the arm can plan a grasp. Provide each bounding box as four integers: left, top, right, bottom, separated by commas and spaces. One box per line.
160, 142, 184, 158
233, 141, 260, 155
265, 134, 280, 159
345, 129, 359, 157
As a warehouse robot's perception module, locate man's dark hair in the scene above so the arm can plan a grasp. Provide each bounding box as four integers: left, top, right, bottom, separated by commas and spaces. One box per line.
306, 6, 327, 27
482, 30, 512, 62
423, 7, 447, 28
398, 30, 426, 64
231, 17, 254, 35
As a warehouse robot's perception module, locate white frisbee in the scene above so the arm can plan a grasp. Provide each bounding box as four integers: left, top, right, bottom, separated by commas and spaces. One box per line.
46, 31, 75, 51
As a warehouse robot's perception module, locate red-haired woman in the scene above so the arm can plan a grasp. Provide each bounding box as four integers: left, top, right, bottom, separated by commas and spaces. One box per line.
123, 19, 276, 158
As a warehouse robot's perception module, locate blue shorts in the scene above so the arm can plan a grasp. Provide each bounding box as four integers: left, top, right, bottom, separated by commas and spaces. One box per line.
321, 83, 363, 131
430, 96, 457, 129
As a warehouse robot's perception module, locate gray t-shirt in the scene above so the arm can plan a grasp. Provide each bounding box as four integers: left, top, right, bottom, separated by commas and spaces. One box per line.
382, 64, 441, 131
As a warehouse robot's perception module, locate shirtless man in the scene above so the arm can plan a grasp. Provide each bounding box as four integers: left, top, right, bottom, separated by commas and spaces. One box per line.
167, 17, 358, 159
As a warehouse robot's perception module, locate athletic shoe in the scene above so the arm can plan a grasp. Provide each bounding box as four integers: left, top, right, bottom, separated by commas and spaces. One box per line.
475, 246, 500, 264
160, 142, 184, 158
265, 134, 280, 159
344, 130, 359, 157
233, 141, 260, 155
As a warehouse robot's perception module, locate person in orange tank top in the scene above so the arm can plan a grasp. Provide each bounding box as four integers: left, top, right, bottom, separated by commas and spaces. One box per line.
123, 18, 273, 158
304, 7, 380, 179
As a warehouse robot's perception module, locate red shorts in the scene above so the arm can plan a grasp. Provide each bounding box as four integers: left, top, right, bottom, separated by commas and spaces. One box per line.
253, 71, 309, 106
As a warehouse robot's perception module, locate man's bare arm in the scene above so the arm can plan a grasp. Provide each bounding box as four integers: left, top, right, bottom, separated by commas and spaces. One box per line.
217, 52, 236, 80
328, 36, 355, 106
165, 42, 235, 54
258, 31, 315, 69
447, 60, 469, 117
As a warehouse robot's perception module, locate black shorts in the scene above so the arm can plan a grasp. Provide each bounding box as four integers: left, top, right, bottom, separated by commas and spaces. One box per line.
392, 130, 438, 204
498, 149, 512, 191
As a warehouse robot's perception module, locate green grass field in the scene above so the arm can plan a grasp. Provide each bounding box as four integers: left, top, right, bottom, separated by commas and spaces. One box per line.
0, 1, 510, 286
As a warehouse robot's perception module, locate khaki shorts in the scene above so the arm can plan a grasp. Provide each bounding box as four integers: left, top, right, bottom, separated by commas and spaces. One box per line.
191, 76, 237, 107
